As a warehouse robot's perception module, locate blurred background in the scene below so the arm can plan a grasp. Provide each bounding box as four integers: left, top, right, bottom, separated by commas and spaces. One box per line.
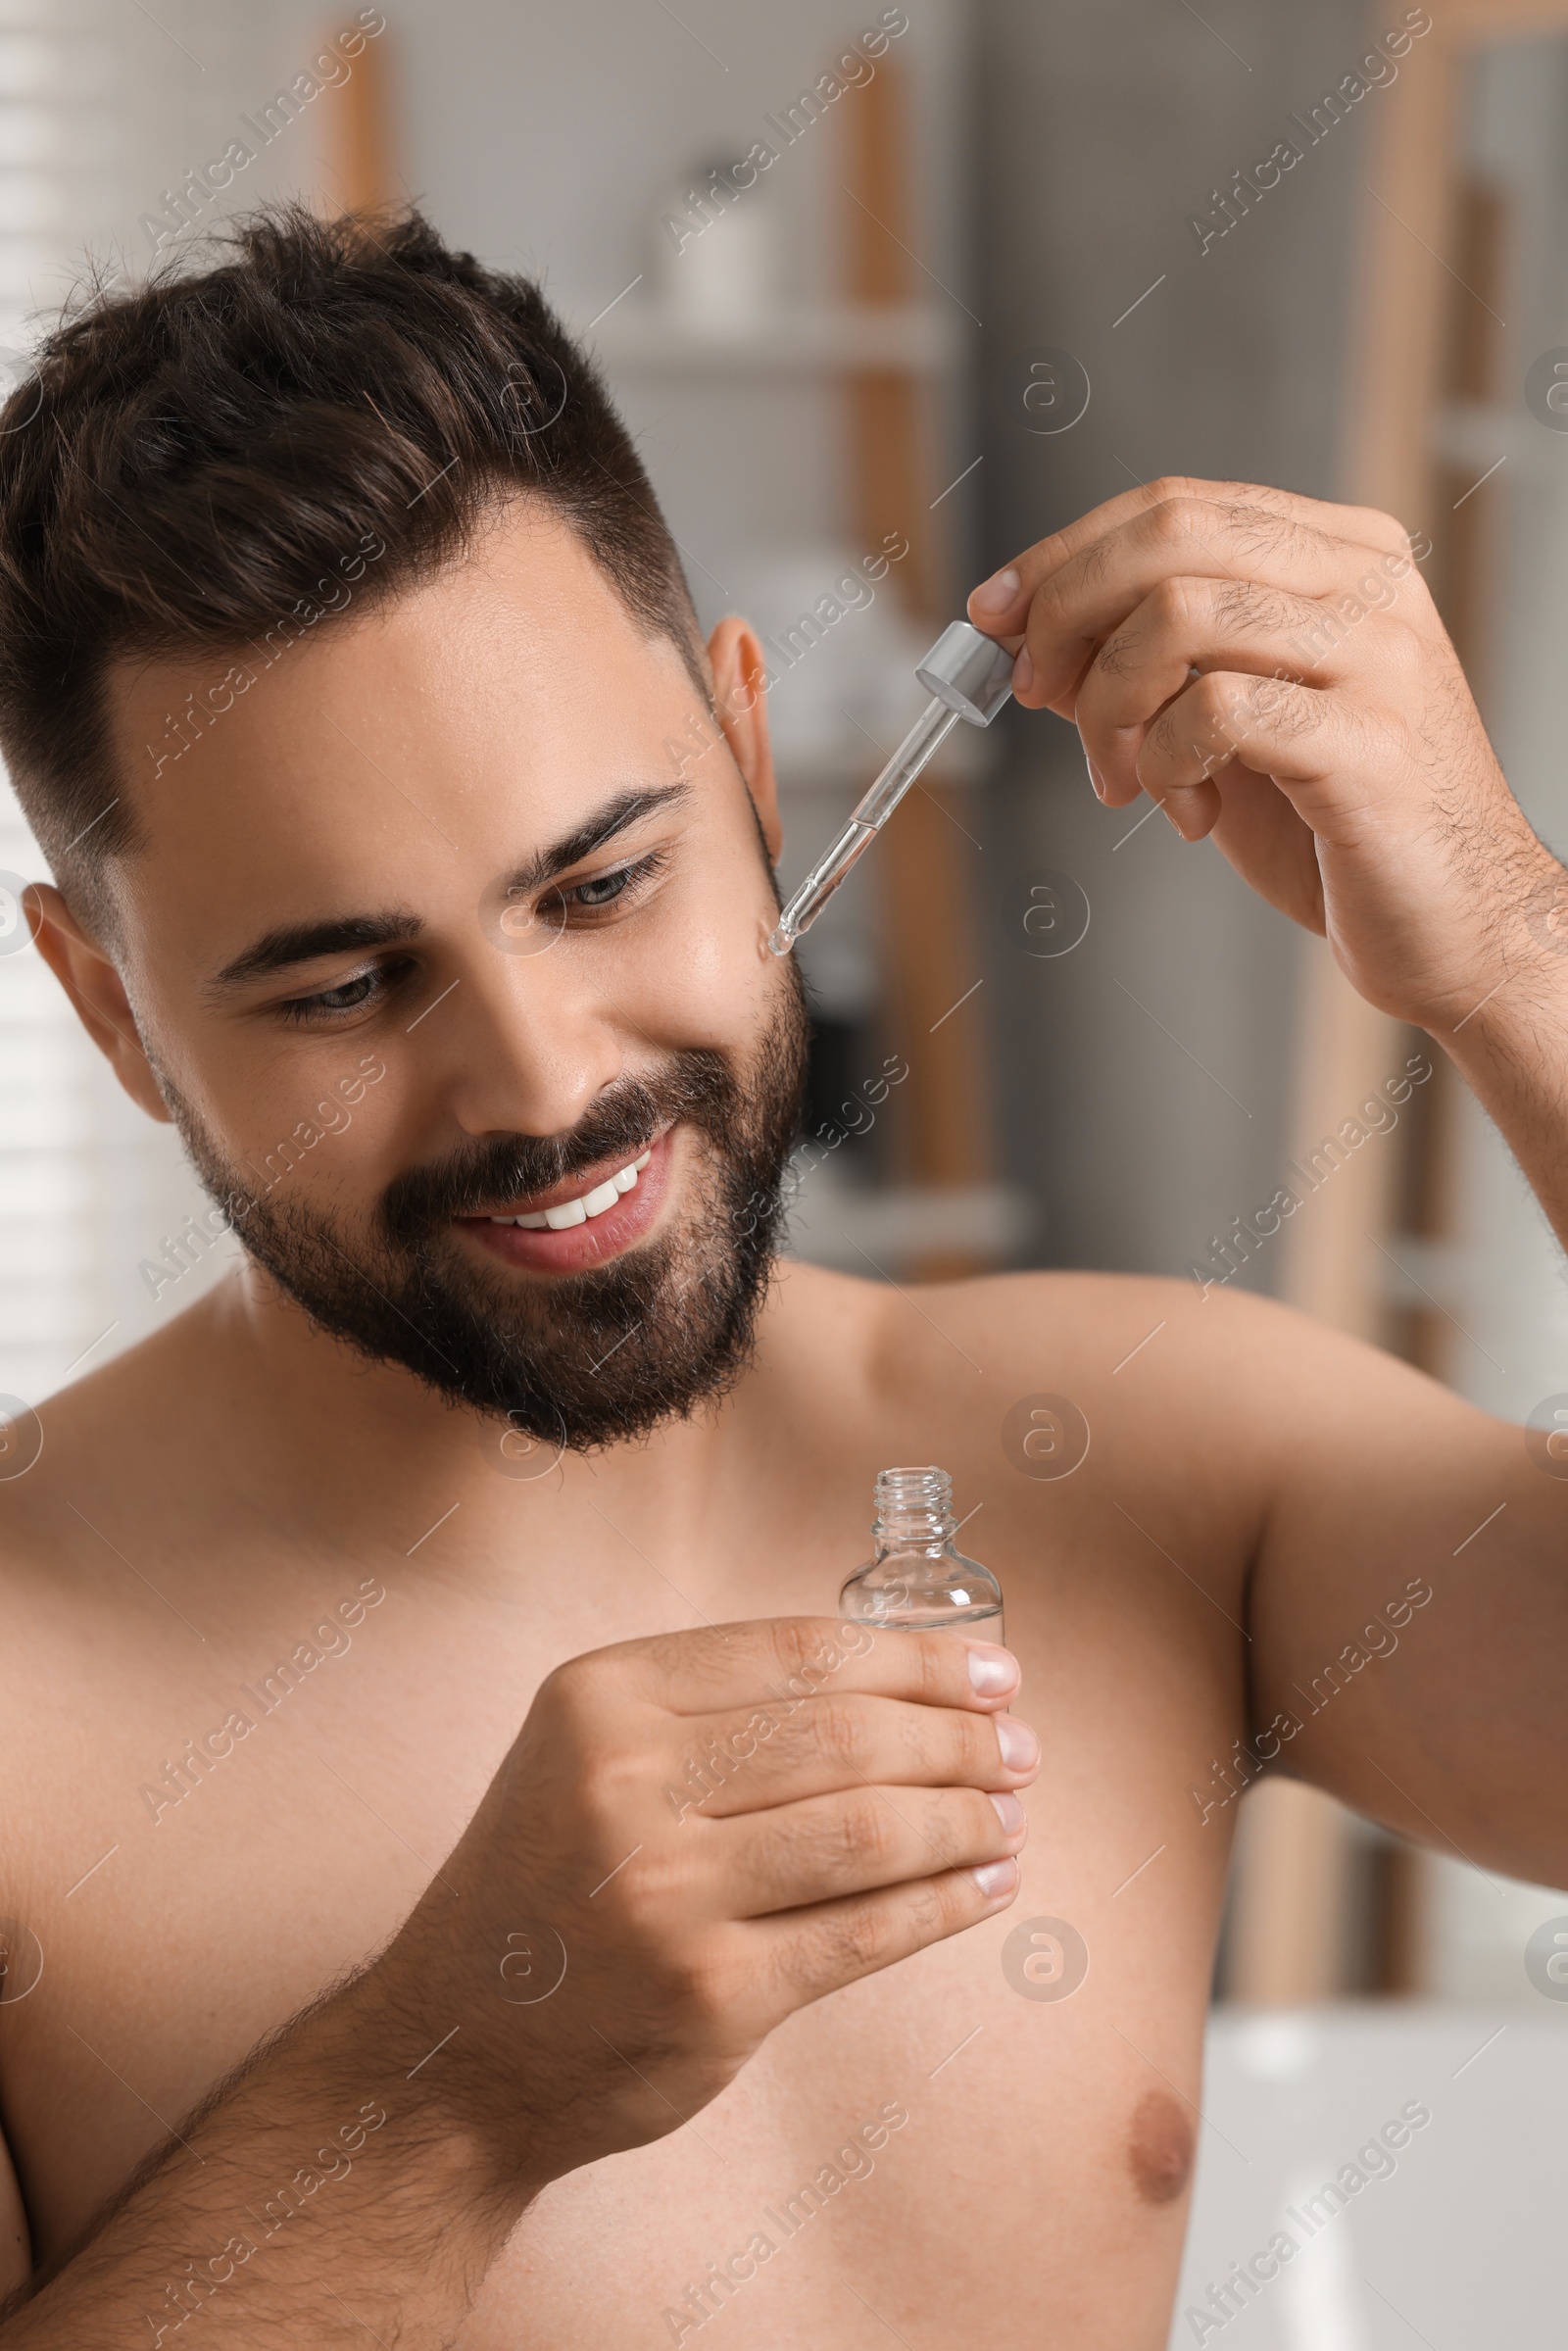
2, 0, 1568, 2337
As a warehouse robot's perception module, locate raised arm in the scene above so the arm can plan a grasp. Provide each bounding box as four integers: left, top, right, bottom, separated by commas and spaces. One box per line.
0, 1620, 1032, 2348
966, 475, 1568, 1250
1169, 1285, 1568, 1886
965, 483, 1568, 1868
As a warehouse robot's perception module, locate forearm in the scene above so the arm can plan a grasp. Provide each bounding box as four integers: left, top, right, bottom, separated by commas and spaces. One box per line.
0, 1967, 524, 2351
0, 1613, 1035, 2349
1438, 844, 1568, 1254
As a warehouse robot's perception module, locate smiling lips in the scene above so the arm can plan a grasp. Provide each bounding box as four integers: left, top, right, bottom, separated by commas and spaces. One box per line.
460, 1134, 669, 1271
487, 1149, 652, 1230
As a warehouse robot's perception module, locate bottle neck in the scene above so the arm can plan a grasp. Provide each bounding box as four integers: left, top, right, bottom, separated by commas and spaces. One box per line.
872, 1467, 956, 1555
873, 1519, 956, 1558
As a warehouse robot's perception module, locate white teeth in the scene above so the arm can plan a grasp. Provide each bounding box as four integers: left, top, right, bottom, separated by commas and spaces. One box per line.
489, 1148, 655, 1232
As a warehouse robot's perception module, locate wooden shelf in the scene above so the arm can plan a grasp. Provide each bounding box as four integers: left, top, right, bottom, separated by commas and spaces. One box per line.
576, 298, 962, 375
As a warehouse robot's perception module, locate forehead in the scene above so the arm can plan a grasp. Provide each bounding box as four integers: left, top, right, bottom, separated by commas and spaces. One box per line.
100, 503, 701, 952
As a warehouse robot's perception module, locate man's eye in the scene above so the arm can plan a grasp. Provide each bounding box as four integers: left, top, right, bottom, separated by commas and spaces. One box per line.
553, 850, 667, 919
571, 869, 633, 908
278, 963, 402, 1023
316, 973, 379, 1009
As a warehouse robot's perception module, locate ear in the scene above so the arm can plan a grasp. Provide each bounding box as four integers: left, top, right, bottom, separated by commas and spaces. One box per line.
706, 617, 782, 862
26, 881, 172, 1124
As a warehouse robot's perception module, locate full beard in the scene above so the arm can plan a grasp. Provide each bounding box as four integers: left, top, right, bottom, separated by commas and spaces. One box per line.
162, 976, 810, 1452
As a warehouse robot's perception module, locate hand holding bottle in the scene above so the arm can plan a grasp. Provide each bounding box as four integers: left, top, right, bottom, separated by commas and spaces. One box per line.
381, 1614, 1035, 2194
0, 1620, 1034, 2351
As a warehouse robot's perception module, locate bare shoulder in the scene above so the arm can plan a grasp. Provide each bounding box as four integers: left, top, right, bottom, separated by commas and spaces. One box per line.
861, 1261, 1483, 1435
0, 1298, 219, 1559
36, 1285, 226, 1441
0, 1292, 249, 1700
853, 1260, 1335, 1421
782, 1258, 1501, 1550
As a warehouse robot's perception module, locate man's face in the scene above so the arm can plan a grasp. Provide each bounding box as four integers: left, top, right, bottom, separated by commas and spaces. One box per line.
92, 502, 808, 1447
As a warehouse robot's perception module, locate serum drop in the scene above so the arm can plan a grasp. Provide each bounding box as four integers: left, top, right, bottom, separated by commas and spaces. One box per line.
840, 1465, 1004, 1636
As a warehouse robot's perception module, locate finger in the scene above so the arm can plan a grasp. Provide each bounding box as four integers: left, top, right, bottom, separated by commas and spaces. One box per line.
1203, 763, 1328, 932
1134, 669, 1372, 841
669, 1692, 1042, 1819
709, 1783, 1027, 1918
758, 1854, 1021, 2005
608, 1616, 1021, 1719
1074, 574, 1385, 805
1126, 747, 1330, 937
966, 474, 1416, 637
1013, 499, 1419, 715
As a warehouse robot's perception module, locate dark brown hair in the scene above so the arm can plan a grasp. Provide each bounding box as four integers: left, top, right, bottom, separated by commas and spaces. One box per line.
0, 203, 707, 931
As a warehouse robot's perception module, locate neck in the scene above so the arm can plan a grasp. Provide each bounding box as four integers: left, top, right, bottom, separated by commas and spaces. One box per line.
178, 1251, 793, 1559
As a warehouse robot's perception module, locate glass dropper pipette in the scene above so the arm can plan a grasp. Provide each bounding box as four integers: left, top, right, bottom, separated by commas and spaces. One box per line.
767, 619, 1017, 957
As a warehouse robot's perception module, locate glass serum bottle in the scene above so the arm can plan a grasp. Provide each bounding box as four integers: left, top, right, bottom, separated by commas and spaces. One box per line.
840, 1465, 1004, 1637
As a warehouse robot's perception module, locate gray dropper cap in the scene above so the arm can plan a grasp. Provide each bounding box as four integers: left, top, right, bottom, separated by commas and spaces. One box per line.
914, 618, 1017, 727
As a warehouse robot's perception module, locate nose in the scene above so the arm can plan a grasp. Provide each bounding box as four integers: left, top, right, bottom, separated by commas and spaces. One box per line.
424, 946, 630, 1141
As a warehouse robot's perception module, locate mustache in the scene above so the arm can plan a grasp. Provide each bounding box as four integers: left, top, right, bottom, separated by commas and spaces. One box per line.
379, 1052, 742, 1241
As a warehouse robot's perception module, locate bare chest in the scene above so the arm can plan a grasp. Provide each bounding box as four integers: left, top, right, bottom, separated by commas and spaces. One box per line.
458, 1898, 1211, 2350
0, 1491, 1239, 2346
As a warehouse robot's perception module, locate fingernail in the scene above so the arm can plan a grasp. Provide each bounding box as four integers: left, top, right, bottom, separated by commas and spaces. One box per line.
969, 564, 1020, 616
966, 1641, 1018, 1696
988, 1791, 1024, 1833
972, 1858, 1018, 1897
1086, 752, 1104, 800
996, 1716, 1040, 1771
1012, 644, 1034, 695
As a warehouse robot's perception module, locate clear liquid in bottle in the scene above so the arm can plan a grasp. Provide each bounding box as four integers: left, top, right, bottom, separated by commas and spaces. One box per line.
839, 1465, 1004, 1638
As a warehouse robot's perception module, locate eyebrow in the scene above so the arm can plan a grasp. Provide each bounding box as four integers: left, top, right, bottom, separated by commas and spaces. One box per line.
503, 783, 692, 900
210, 910, 422, 994
208, 782, 694, 994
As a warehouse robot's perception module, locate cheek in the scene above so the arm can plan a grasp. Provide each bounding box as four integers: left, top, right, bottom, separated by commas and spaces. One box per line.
612, 930, 779, 1062
165, 1025, 394, 1206
606, 836, 780, 1051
